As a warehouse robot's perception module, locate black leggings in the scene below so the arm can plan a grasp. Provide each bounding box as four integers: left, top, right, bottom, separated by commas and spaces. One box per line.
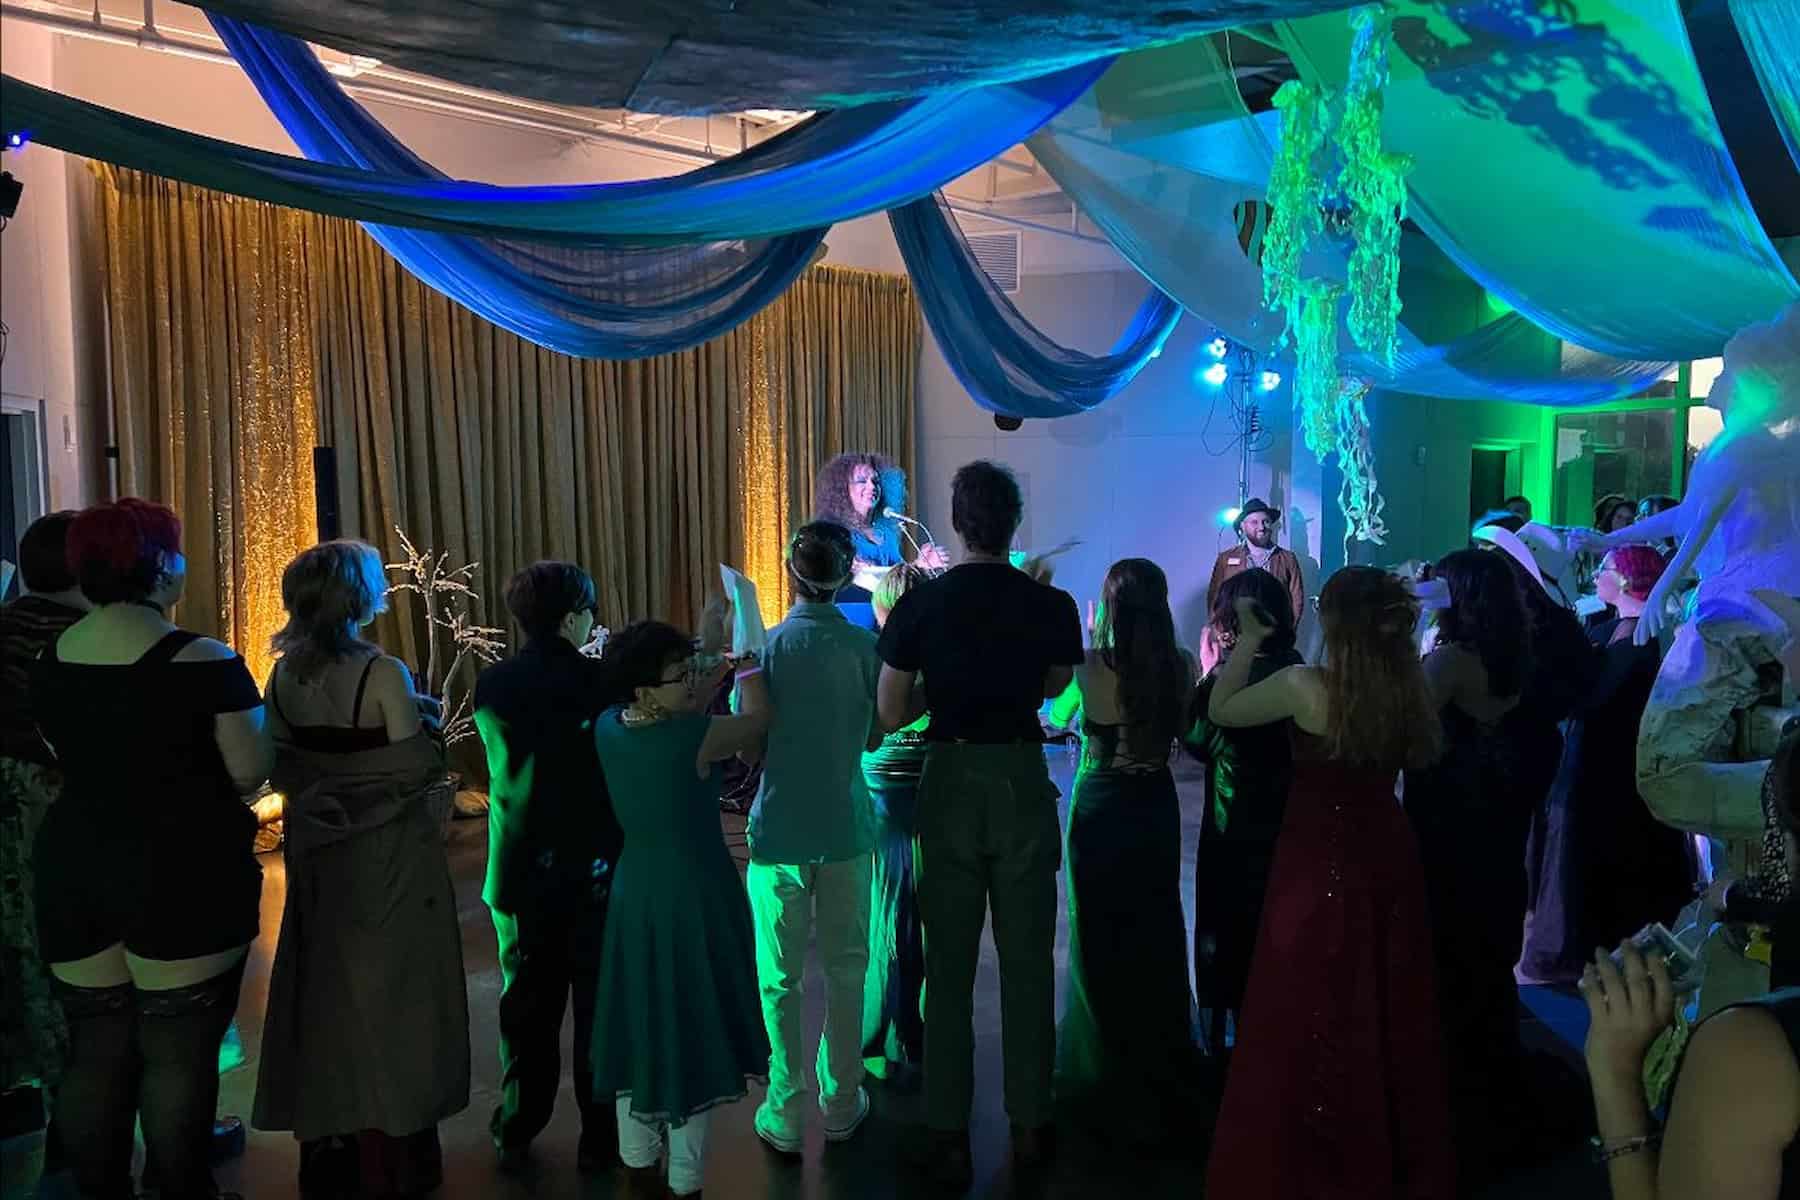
52, 958, 246, 1200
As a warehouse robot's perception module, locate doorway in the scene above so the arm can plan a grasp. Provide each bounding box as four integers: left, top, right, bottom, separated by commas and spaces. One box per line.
1469, 446, 1519, 524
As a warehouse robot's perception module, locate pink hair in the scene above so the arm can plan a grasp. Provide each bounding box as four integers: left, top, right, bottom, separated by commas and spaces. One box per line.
1605, 545, 1668, 601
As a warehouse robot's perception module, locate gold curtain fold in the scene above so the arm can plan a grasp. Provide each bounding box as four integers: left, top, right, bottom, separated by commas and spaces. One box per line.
92, 165, 920, 676
95, 164, 318, 686
740, 267, 920, 621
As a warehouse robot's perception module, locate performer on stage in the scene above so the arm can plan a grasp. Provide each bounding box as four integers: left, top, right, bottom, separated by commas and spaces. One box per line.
814, 454, 949, 610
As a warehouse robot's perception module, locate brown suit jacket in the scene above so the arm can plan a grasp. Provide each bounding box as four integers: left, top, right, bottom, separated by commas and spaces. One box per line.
1206, 545, 1306, 631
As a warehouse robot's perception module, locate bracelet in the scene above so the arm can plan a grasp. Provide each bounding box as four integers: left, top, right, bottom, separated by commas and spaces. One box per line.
1589, 1133, 1662, 1164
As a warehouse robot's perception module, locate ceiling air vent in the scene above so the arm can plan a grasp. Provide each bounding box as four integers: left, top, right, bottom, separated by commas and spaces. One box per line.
965, 230, 1021, 294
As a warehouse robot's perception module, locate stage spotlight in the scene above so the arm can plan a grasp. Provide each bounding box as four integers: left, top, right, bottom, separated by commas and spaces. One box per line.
1220, 506, 1242, 527
1206, 336, 1229, 360
1202, 361, 1230, 387
1259, 369, 1282, 391
4, 132, 24, 150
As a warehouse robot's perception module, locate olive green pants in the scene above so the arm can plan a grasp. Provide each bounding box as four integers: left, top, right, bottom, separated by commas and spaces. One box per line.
914, 743, 1060, 1132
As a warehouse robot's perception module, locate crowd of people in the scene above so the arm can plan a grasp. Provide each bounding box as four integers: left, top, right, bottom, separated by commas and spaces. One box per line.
0, 463, 1796, 1200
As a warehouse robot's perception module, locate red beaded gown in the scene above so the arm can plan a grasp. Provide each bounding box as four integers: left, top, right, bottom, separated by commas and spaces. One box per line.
1204, 732, 1454, 1200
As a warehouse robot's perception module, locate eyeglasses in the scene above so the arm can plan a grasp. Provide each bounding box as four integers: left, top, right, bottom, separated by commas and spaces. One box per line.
656, 670, 690, 686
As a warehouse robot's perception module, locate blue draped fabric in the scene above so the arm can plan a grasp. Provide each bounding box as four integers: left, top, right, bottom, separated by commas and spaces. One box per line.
0, 58, 1108, 243
889, 194, 1182, 417
1730, 0, 1800, 172
209, 15, 821, 358
3, 29, 1109, 364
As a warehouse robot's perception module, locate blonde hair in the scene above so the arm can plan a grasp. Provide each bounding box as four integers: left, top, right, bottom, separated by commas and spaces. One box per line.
872, 562, 929, 623
271, 540, 389, 681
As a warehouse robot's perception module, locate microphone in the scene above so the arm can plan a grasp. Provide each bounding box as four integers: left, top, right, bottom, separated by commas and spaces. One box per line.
883, 507, 926, 527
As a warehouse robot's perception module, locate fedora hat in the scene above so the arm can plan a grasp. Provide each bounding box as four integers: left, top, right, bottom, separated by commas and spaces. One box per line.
1233, 498, 1280, 533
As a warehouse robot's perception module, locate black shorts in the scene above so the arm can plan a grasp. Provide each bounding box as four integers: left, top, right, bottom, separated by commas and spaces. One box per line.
34, 801, 261, 963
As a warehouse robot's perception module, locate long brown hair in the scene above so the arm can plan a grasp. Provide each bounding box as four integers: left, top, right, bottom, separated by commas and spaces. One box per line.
1096, 558, 1187, 746
1318, 566, 1442, 772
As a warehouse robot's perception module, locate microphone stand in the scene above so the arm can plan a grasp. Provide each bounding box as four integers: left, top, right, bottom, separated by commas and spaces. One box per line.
891, 512, 946, 577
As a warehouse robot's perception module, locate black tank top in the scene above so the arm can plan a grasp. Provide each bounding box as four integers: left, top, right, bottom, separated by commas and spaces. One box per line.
270, 656, 390, 753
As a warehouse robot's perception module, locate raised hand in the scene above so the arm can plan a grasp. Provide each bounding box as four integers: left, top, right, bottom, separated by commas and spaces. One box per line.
1198, 624, 1225, 678
1581, 941, 1675, 1085
1233, 596, 1275, 644
916, 543, 950, 571
1635, 578, 1676, 645
1567, 527, 1612, 555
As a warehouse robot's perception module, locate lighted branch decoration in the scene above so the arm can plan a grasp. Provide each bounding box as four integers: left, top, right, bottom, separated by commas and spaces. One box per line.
386, 527, 505, 746
1262, 4, 1404, 547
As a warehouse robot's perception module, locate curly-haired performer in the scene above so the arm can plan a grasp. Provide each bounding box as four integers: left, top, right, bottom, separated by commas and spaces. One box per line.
813, 455, 949, 611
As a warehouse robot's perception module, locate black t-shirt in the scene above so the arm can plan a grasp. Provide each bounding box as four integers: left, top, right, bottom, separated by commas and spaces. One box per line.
877, 562, 1083, 744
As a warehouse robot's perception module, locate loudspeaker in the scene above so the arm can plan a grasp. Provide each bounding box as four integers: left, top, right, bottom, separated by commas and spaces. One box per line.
312, 447, 341, 540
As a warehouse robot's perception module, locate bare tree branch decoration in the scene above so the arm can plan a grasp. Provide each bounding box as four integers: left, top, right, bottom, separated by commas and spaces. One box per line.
386, 527, 505, 746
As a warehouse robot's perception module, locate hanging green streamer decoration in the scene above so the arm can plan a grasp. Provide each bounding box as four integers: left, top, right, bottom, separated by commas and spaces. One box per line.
1333, 378, 1388, 555
1340, 7, 1410, 368
1262, 80, 1329, 339
1294, 280, 1343, 461
1260, 4, 1397, 550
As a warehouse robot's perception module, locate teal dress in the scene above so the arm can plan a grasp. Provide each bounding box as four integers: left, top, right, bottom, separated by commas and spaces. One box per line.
589, 709, 768, 1125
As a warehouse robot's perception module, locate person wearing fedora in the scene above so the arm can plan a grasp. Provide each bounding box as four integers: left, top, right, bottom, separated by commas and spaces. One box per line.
1206, 500, 1306, 633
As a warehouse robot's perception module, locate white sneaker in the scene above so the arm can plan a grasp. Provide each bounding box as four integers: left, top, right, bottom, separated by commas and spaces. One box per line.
821, 1087, 871, 1143
753, 1106, 803, 1157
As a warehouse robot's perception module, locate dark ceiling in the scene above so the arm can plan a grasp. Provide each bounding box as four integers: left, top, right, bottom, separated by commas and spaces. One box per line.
190, 0, 1358, 114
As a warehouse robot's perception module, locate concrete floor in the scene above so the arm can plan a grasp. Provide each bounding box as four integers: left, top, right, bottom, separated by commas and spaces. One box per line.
204, 752, 1606, 1200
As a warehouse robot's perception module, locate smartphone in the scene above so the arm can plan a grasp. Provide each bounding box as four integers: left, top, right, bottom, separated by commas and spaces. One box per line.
1611, 922, 1700, 995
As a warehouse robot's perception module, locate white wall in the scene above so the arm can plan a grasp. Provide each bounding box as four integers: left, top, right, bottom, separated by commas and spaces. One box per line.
913, 267, 1317, 651
1, 23, 91, 508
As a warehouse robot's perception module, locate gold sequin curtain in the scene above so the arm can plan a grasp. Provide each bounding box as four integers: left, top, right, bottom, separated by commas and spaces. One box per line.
738, 268, 920, 622
92, 165, 919, 669
94, 164, 318, 686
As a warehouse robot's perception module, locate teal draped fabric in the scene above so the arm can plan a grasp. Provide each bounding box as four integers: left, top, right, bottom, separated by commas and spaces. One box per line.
1730, 0, 1800, 172
1277, 0, 1798, 361
1027, 37, 1676, 404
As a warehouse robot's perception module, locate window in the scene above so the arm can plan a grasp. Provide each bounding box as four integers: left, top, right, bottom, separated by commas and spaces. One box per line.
1550, 408, 1677, 528
1, 397, 47, 600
